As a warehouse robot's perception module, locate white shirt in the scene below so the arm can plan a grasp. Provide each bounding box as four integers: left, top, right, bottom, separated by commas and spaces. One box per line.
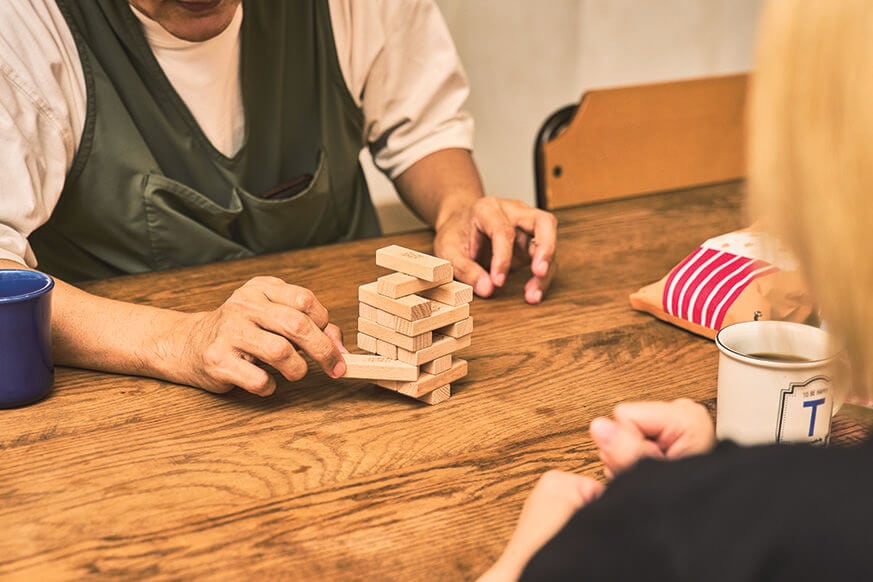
0, 0, 473, 267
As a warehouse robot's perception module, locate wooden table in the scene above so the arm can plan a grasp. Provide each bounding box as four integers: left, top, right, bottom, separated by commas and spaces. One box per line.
2, 182, 869, 580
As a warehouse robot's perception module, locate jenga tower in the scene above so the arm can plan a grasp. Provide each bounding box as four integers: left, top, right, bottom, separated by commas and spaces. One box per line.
341, 245, 473, 404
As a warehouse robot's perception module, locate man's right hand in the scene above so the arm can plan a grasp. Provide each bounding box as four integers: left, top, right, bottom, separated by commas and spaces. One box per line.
175, 276, 347, 396
2, 262, 345, 398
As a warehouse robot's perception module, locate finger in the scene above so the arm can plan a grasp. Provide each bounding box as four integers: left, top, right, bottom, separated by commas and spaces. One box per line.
248, 306, 345, 378
514, 230, 533, 263
452, 253, 495, 298
539, 469, 603, 501
614, 400, 715, 458
503, 205, 558, 279
662, 399, 717, 457
590, 417, 664, 474
436, 225, 495, 298
203, 346, 277, 396
324, 323, 349, 354
231, 325, 312, 382
613, 401, 681, 439
472, 200, 515, 287
253, 278, 330, 329
523, 255, 557, 304
574, 473, 606, 503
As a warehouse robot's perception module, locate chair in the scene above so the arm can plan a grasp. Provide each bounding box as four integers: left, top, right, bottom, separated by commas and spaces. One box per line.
534, 74, 748, 210
534, 104, 577, 210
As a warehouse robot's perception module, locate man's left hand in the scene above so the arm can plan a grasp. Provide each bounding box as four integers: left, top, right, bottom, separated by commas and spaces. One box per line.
434, 196, 557, 304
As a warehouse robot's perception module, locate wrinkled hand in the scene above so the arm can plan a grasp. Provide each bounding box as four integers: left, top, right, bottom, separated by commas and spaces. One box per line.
479, 470, 604, 582
177, 276, 347, 396
591, 398, 716, 478
435, 196, 557, 304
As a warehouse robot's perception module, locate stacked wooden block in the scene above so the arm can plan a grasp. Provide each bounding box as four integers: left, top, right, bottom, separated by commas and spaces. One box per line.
341, 245, 473, 404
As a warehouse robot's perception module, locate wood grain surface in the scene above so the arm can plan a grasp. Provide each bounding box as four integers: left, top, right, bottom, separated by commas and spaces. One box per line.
2, 182, 869, 580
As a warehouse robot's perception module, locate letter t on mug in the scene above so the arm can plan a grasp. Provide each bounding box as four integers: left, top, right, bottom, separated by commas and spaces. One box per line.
0, 270, 54, 408
715, 321, 840, 445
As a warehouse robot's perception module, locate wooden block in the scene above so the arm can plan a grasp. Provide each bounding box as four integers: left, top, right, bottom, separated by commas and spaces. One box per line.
377, 271, 452, 298
397, 333, 471, 365
396, 302, 468, 336
359, 302, 380, 322
341, 354, 419, 381
361, 302, 398, 330
375, 358, 468, 397
419, 281, 473, 306
375, 245, 452, 282
376, 340, 397, 359
365, 302, 469, 337
374, 309, 400, 331
359, 282, 432, 321
375, 309, 397, 329
358, 318, 432, 352
357, 332, 378, 353
421, 355, 452, 375
437, 317, 473, 338
417, 384, 451, 405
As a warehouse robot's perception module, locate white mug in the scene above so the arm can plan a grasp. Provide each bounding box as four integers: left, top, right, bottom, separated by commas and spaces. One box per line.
715, 321, 840, 445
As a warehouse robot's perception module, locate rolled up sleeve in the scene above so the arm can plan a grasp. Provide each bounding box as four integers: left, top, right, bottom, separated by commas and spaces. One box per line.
330, 0, 474, 180
0, 63, 68, 268
0, 1, 83, 268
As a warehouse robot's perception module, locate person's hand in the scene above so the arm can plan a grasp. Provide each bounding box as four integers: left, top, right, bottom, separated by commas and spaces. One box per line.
478, 470, 604, 582
590, 398, 716, 478
174, 276, 347, 396
434, 196, 557, 304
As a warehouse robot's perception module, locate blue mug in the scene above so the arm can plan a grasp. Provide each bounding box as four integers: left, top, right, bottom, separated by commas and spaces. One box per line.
0, 269, 54, 408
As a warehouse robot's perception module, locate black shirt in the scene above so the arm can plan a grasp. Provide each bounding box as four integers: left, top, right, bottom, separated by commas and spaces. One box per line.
522, 439, 873, 581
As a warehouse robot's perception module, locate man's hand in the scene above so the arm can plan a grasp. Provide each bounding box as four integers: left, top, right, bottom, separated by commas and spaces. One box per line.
17, 256, 350, 398
590, 398, 717, 478
174, 276, 347, 396
434, 196, 557, 304
393, 149, 558, 305
479, 470, 603, 581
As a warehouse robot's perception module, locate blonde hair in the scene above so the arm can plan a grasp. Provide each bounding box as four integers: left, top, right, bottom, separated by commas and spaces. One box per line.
750, 0, 873, 395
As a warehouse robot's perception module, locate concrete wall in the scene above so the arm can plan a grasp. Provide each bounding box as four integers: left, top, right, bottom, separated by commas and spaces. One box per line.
367, 0, 765, 233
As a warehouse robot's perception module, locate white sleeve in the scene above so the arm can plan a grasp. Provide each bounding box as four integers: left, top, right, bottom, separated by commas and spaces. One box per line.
329, 0, 474, 179
0, 1, 84, 267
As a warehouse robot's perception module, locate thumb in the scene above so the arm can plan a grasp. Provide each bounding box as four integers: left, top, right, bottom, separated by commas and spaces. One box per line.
591, 417, 664, 476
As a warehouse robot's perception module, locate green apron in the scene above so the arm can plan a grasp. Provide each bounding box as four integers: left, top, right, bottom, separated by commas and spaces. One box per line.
33, 0, 381, 282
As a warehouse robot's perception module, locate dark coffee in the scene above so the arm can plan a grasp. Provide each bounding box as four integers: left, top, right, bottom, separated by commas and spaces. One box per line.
746, 352, 812, 363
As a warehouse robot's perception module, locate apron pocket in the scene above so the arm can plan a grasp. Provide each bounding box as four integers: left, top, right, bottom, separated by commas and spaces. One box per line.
142, 173, 251, 270
141, 150, 340, 270
235, 150, 341, 252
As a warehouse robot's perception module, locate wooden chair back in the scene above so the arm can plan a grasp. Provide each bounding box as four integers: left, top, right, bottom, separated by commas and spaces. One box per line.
536, 74, 748, 210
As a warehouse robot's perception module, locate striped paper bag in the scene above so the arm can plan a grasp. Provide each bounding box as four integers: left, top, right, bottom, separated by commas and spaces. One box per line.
629, 229, 815, 339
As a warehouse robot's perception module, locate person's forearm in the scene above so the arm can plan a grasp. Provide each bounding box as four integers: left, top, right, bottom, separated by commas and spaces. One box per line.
393, 148, 485, 230
0, 259, 195, 384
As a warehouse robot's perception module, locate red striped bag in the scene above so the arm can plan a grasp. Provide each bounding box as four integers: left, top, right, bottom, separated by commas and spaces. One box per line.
629, 229, 815, 338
